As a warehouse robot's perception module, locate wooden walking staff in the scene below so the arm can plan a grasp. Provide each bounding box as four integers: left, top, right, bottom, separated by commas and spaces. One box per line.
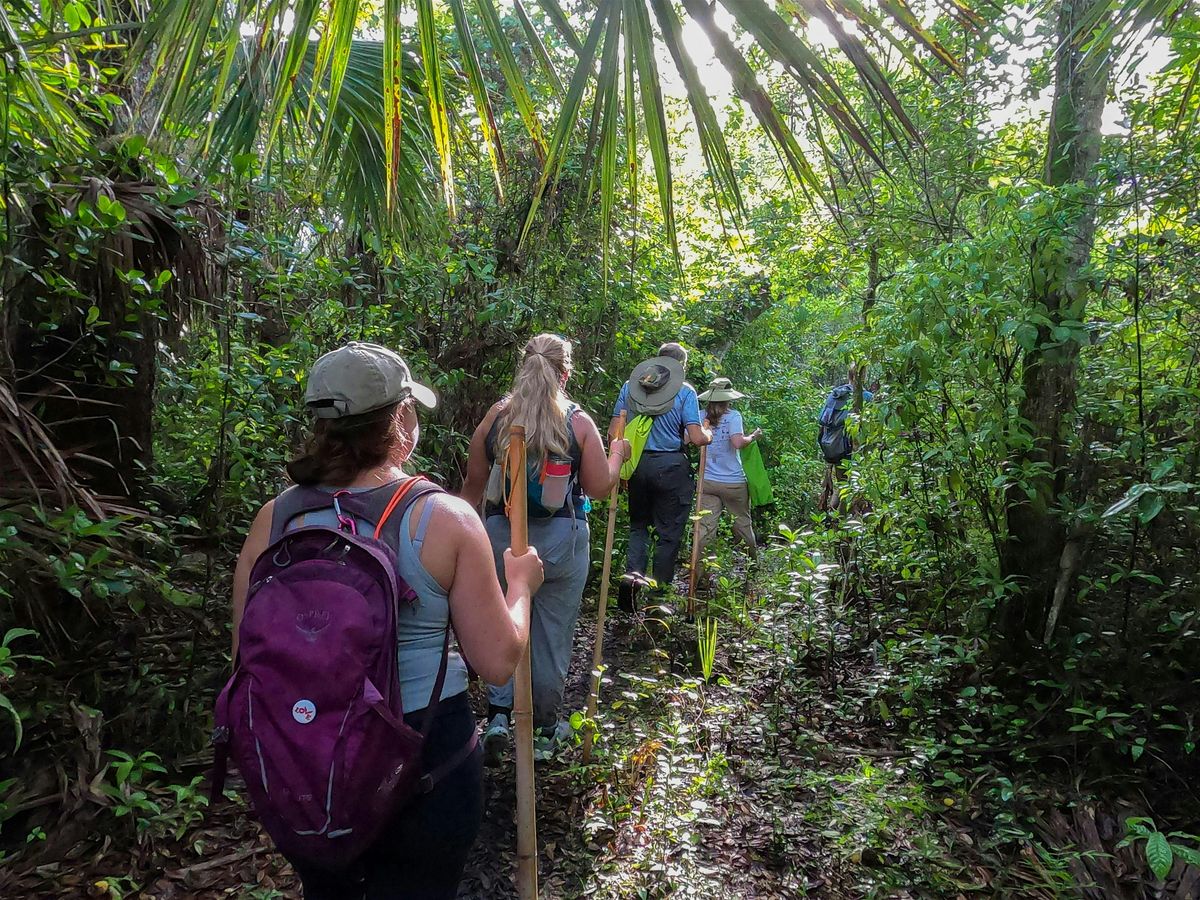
505, 425, 538, 900
582, 411, 626, 765
687, 444, 709, 620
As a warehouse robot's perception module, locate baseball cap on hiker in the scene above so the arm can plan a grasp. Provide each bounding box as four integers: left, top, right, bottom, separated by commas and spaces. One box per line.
698, 377, 745, 403
627, 355, 685, 416
304, 342, 436, 418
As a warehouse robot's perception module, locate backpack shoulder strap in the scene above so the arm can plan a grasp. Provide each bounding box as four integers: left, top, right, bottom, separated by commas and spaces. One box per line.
368, 478, 446, 556
268, 485, 343, 544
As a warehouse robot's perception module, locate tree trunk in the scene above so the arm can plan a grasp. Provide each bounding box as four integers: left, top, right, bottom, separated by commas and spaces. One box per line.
1000, 0, 1113, 649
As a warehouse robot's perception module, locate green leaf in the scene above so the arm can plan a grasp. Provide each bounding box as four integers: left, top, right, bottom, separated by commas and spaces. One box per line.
475, 0, 547, 159
1146, 830, 1173, 880
518, 0, 612, 247
0, 693, 23, 752
383, 0, 406, 220
416, 0, 456, 216
649, 0, 744, 221
625, 0, 679, 266
534, 0, 583, 53
1137, 491, 1165, 524
513, 0, 564, 94
447, 0, 507, 198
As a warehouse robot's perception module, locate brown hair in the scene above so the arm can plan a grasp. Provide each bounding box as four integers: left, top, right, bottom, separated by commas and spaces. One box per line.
704, 399, 730, 430
286, 403, 407, 485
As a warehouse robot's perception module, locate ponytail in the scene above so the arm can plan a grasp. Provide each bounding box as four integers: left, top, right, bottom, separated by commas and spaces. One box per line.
496, 334, 573, 461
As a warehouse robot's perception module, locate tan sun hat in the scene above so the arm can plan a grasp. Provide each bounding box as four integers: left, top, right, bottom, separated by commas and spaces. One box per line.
698, 377, 745, 403
304, 342, 436, 418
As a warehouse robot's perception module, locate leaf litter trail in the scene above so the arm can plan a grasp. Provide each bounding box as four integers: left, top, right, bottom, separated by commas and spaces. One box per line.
11, 542, 995, 898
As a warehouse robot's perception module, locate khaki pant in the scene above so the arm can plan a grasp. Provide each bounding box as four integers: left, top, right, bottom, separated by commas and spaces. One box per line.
698, 479, 757, 556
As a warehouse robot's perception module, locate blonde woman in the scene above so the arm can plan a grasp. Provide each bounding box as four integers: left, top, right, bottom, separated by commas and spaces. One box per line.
462, 334, 629, 760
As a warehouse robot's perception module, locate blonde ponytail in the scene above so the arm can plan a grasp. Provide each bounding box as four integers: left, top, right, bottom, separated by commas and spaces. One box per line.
496, 334, 574, 462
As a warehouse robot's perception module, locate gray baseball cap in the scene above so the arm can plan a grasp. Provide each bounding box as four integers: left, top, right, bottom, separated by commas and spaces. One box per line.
304, 342, 436, 418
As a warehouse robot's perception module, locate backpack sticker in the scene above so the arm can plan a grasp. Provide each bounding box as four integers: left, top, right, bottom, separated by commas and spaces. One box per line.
292, 699, 317, 724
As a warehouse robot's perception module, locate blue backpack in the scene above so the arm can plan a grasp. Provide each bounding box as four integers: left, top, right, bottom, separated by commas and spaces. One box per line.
818, 385, 854, 464
485, 404, 583, 519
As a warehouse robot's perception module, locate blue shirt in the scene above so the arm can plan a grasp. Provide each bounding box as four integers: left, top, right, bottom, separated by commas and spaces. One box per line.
612, 382, 701, 452
705, 409, 746, 484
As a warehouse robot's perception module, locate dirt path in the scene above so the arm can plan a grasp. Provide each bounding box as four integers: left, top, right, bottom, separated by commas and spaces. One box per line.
4, 546, 990, 899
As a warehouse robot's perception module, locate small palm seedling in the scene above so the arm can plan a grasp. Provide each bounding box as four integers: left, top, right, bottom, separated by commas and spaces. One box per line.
696, 617, 718, 682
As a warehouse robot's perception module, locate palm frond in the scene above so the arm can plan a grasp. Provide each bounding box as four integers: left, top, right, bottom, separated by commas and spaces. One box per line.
513, 0, 565, 93
474, 0, 547, 159
447, 0, 507, 198
417, 0, 456, 217
519, 0, 614, 247
681, 0, 824, 196
625, 0, 678, 266
648, 0, 744, 221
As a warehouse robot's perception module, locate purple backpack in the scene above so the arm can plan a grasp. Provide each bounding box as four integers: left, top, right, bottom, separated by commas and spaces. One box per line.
210, 477, 475, 869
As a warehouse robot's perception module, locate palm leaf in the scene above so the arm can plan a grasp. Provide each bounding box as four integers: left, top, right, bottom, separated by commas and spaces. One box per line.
648, 0, 744, 220
192, 39, 432, 232
518, 0, 613, 247
625, 0, 678, 266
513, 0, 564, 93
680, 0, 823, 196
264, 0, 324, 148
873, 0, 968, 73
597, 6, 624, 281
448, 0, 507, 197
417, 0, 456, 217
0, 2, 76, 143
306, 0, 360, 129
534, 0, 583, 54
717, 0, 901, 166
383, 0, 405, 218
475, 0, 547, 159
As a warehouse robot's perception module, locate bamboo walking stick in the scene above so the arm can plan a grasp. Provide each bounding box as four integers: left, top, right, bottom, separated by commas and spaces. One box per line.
687, 444, 708, 620
506, 425, 538, 900
582, 411, 626, 765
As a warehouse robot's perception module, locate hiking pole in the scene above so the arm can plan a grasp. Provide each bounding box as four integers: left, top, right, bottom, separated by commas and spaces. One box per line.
687, 444, 708, 620
506, 425, 538, 900
582, 411, 626, 765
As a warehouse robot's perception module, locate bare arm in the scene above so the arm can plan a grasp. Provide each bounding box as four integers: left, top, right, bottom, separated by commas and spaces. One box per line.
231, 501, 275, 661
685, 422, 713, 446
429, 494, 542, 685
460, 403, 502, 509
731, 428, 761, 450
575, 411, 628, 498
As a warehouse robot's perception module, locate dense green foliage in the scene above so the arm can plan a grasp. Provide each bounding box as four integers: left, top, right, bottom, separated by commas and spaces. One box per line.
2, 0, 1199, 894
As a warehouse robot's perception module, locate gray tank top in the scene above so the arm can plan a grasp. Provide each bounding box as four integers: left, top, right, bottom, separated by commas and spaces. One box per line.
282, 488, 470, 713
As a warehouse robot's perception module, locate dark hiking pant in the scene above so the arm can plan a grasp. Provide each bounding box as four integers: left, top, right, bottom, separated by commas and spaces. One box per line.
289, 692, 483, 900
627, 451, 694, 589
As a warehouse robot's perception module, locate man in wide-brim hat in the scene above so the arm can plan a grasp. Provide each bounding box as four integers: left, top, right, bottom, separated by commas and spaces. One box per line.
610, 343, 712, 607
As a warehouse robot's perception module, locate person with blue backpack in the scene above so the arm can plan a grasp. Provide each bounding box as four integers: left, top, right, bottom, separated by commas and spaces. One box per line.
461, 333, 630, 762
817, 365, 876, 512
216, 342, 544, 900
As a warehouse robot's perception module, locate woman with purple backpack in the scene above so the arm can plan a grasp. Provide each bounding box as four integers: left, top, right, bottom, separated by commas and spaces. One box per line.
225, 342, 544, 899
